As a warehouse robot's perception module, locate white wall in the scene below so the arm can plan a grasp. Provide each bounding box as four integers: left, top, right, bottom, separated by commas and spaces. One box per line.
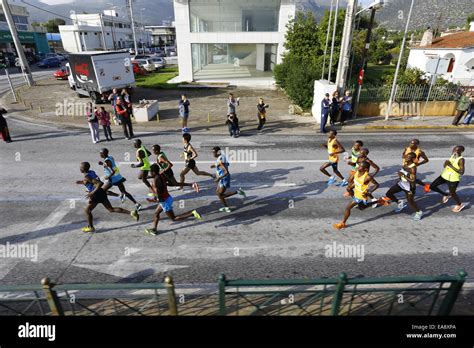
407, 48, 474, 84
256, 44, 265, 71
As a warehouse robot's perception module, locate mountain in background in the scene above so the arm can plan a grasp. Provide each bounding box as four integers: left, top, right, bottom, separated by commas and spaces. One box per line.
17, 0, 472, 31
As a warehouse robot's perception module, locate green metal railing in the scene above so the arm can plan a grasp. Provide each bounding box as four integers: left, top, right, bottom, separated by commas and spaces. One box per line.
218, 270, 467, 316
0, 271, 467, 316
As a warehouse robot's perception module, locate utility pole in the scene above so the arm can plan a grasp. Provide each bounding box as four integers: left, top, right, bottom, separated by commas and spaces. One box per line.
127, 0, 139, 55
352, 7, 376, 118
99, 13, 108, 50
335, 0, 358, 92
327, 0, 340, 83
385, 0, 415, 121
1, 0, 34, 86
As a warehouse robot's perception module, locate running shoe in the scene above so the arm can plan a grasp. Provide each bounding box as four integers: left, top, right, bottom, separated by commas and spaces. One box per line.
442, 195, 450, 204
424, 184, 431, 193
333, 222, 347, 230
394, 200, 407, 213
452, 204, 466, 213
82, 226, 95, 233
371, 198, 379, 209
237, 188, 247, 199
144, 228, 157, 236
413, 211, 423, 221
192, 182, 200, 193
120, 194, 126, 204
219, 207, 232, 213
336, 179, 349, 187
131, 210, 140, 221
327, 176, 337, 186
192, 210, 202, 220
378, 197, 391, 207
135, 203, 142, 212
147, 193, 155, 197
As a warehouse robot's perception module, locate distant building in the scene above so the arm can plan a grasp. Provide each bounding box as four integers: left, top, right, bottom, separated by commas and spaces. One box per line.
173, 0, 295, 82
58, 10, 151, 53
145, 25, 176, 48
0, 3, 49, 56
407, 25, 474, 86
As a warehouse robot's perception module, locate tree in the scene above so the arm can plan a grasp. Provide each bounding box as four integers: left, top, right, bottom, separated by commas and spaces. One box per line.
384, 68, 428, 85
274, 9, 345, 109
43, 18, 66, 33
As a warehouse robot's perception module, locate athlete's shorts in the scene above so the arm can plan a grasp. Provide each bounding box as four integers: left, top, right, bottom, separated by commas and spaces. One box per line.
91, 188, 108, 205
330, 161, 338, 171
185, 159, 196, 170
110, 177, 126, 186
353, 197, 368, 205
159, 196, 174, 213
163, 168, 175, 182
218, 176, 231, 189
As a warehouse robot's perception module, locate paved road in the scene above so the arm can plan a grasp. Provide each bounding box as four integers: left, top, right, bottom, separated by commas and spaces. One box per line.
0, 116, 473, 286
0, 68, 59, 96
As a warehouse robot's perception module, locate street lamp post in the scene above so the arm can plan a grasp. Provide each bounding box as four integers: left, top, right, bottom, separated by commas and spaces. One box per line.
140, 8, 146, 54
385, 0, 415, 121
127, 0, 139, 55
107, 3, 117, 50
1, 0, 34, 86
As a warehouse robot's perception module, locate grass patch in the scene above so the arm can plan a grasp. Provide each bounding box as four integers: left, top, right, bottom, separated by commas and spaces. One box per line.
135, 66, 179, 89
364, 64, 395, 85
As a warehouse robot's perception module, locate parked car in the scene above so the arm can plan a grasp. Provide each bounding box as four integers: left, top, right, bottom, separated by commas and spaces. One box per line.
149, 57, 166, 69
37, 57, 62, 68
134, 58, 156, 72
56, 53, 69, 62
132, 61, 147, 75
169, 51, 177, 57
132, 55, 151, 61
54, 66, 69, 80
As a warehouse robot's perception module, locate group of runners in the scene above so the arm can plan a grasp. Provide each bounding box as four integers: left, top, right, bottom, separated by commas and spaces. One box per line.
320, 131, 467, 230
77, 133, 246, 235
77, 129, 466, 234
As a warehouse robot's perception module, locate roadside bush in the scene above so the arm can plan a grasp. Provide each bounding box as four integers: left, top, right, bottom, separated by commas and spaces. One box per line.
278, 58, 321, 110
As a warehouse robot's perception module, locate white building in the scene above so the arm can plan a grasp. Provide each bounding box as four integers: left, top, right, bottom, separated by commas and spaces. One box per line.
59, 10, 151, 53
407, 25, 474, 86
173, 0, 295, 83
146, 25, 176, 48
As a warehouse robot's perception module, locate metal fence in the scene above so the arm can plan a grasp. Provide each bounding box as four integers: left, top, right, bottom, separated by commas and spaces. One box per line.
218, 271, 467, 316
355, 84, 463, 103
0, 271, 467, 316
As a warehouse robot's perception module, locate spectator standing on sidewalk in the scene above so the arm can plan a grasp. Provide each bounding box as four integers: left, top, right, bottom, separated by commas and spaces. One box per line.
320, 93, 331, 134
98, 106, 113, 141
453, 92, 471, 126
227, 93, 240, 116
257, 98, 269, 132
116, 98, 134, 140
87, 103, 100, 144
0, 107, 12, 143
179, 94, 190, 133
108, 89, 120, 125
122, 89, 134, 118
226, 112, 240, 137
341, 90, 353, 125
462, 94, 474, 125
330, 91, 341, 126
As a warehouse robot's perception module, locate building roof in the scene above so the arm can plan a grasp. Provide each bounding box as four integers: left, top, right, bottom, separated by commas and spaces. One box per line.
412, 31, 474, 50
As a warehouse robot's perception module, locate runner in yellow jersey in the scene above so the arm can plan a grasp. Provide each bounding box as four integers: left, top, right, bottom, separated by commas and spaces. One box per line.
320, 130, 348, 186
402, 139, 430, 193
131, 139, 154, 197
333, 161, 380, 230
347, 140, 364, 177
428, 146, 466, 213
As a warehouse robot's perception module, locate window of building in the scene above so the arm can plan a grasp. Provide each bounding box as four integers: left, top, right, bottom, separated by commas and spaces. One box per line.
189, 0, 280, 33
